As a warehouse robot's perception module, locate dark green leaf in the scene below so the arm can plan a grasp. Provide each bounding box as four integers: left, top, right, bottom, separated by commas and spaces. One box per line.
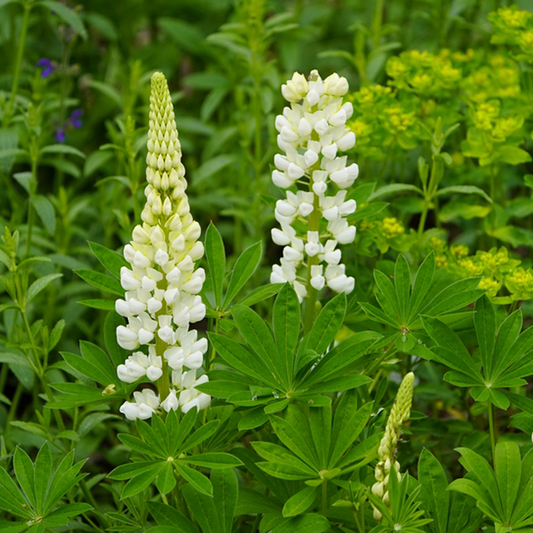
223, 242, 262, 309
205, 223, 226, 309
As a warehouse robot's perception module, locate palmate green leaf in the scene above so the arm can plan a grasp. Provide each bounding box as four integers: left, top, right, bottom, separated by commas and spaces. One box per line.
157, 463, 177, 495
495, 441, 521, 523
359, 302, 398, 328
306, 292, 346, 356
195, 379, 249, 398
337, 432, 383, 470
447, 491, 481, 533
108, 461, 158, 481
180, 453, 242, 469
418, 448, 449, 533
238, 407, 269, 431
237, 283, 283, 307
273, 284, 300, 385
122, 464, 162, 498
232, 447, 290, 502
232, 304, 284, 384
374, 270, 400, 321
205, 222, 226, 309
491, 309, 522, 379
236, 487, 282, 516
208, 332, 278, 389
494, 326, 533, 381
75, 269, 124, 296
0, 467, 32, 518
421, 317, 481, 377
282, 485, 319, 517
257, 461, 316, 481
44, 451, 87, 515
329, 401, 372, 469
118, 433, 161, 458
148, 501, 197, 533
455, 447, 503, 518
79, 340, 119, 385
301, 374, 371, 395
474, 295, 496, 377
88, 241, 129, 279
271, 513, 330, 533
222, 241, 262, 310
302, 331, 382, 387
271, 405, 319, 469
34, 442, 52, 514
180, 420, 219, 452
175, 463, 213, 496
408, 252, 435, 322
182, 481, 217, 533
309, 404, 331, 469
253, 441, 317, 478
394, 254, 411, 323
421, 277, 483, 317
13, 447, 35, 508
212, 469, 238, 533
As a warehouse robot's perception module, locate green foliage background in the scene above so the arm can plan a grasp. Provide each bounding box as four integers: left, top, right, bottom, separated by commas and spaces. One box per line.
1, 0, 533, 532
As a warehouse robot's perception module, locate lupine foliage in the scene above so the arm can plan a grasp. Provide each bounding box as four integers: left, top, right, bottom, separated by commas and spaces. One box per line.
0, 1, 533, 533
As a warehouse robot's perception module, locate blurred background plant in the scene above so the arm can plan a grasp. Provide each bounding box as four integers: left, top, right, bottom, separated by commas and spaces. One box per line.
0, 0, 533, 532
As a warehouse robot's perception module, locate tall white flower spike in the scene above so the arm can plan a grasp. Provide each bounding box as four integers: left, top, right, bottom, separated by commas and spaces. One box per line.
116, 72, 210, 420
271, 70, 357, 304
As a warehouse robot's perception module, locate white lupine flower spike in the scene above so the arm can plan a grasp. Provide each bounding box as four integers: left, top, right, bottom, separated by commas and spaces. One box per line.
116, 72, 210, 420
270, 70, 358, 316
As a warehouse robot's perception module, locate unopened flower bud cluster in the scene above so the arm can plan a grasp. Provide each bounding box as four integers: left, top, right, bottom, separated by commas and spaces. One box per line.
371, 372, 414, 521
116, 72, 210, 420
270, 70, 358, 300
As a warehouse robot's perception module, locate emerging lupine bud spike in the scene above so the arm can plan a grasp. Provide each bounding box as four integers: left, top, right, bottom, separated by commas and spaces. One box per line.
371, 372, 415, 521
270, 70, 358, 302
116, 71, 211, 421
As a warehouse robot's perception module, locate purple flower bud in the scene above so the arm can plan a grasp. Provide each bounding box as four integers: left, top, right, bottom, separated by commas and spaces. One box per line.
36, 58, 55, 78
69, 109, 83, 128
56, 128, 66, 143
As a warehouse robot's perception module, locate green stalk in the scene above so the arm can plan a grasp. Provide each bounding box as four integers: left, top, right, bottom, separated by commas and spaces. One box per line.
303, 192, 320, 334
4, 2, 31, 127
25, 154, 37, 257
488, 401, 496, 462
321, 480, 328, 516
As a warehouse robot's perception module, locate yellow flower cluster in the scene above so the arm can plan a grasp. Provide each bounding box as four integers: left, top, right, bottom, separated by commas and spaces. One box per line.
429, 241, 532, 302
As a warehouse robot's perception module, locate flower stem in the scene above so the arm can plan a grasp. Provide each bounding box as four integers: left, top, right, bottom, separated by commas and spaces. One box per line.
4, 2, 30, 127
488, 401, 496, 462
321, 480, 328, 516
303, 192, 320, 334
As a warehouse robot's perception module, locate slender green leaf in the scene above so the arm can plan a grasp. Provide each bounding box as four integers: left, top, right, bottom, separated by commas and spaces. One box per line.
273, 284, 300, 385
26, 273, 62, 304
75, 269, 123, 296
474, 295, 496, 377
282, 486, 319, 517
39, 1, 88, 39
31, 195, 55, 234
418, 448, 449, 533
88, 242, 128, 279
306, 293, 347, 356
205, 223, 226, 309
222, 242, 262, 309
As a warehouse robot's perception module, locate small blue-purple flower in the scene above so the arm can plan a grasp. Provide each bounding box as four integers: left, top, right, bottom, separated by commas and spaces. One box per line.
69, 109, 83, 128
36, 58, 55, 78
55, 127, 66, 143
